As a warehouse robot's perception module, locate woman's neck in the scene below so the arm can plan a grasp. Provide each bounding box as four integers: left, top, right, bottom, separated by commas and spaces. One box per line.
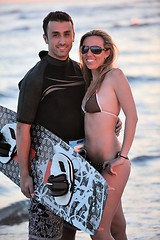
91, 69, 99, 82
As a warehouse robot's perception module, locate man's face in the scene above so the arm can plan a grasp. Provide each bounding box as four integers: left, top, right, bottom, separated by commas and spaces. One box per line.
44, 21, 75, 60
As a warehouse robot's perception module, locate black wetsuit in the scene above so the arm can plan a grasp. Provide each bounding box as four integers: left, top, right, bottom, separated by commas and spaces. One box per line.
17, 51, 85, 141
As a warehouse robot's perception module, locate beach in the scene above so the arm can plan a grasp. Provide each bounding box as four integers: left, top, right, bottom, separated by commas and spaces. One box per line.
0, 0, 160, 239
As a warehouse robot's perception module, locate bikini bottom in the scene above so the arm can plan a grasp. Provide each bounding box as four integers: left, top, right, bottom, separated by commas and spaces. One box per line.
78, 147, 118, 175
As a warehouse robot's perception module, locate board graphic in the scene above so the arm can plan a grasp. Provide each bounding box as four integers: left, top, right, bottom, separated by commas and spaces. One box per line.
0, 105, 108, 234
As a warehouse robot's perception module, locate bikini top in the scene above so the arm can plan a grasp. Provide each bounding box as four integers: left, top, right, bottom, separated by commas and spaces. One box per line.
82, 92, 118, 118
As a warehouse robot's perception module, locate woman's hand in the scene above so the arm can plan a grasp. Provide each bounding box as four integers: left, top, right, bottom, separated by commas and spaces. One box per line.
103, 155, 126, 176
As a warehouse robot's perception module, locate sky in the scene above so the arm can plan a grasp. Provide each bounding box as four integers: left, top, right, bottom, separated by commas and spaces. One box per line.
0, 0, 69, 3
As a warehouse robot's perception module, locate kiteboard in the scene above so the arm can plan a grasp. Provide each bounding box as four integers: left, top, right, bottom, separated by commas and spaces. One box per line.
0, 105, 108, 235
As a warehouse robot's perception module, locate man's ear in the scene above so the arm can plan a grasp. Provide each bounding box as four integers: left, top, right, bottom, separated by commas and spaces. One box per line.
72, 31, 75, 42
43, 34, 48, 44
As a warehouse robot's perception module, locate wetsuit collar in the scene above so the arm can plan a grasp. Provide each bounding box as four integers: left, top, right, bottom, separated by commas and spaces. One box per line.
39, 50, 70, 66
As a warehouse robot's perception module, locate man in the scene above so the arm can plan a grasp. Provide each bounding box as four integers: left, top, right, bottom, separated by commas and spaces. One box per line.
16, 11, 122, 240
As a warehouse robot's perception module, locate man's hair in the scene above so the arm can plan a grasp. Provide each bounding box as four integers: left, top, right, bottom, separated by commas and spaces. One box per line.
43, 11, 74, 36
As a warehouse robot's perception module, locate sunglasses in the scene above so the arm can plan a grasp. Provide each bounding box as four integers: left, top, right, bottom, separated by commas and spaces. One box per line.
81, 45, 106, 55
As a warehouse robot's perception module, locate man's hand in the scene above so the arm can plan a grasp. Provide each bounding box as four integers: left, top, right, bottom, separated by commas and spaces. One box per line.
115, 117, 122, 136
20, 174, 34, 198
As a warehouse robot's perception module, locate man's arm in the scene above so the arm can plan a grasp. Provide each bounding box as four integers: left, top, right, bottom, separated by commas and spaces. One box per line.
16, 122, 34, 198
115, 117, 122, 136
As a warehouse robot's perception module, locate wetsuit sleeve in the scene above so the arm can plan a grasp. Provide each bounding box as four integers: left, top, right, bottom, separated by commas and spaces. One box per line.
16, 61, 46, 124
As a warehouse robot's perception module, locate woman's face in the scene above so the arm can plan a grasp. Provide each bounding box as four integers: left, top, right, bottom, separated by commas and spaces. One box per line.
81, 36, 110, 71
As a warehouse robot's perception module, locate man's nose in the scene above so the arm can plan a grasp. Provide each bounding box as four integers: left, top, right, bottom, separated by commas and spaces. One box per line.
59, 36, 65, 44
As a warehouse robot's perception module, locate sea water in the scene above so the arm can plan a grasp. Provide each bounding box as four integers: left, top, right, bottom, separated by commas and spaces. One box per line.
0, 0, 160, 239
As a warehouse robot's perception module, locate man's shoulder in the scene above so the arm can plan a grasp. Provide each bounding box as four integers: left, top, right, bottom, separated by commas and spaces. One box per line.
26, 51, 50, 76
69, 58, 82, 76
70, 58, 80, 67
18, 53, 48, 89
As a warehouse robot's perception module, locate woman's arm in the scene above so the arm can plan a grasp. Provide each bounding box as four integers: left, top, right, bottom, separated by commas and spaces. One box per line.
103, 68, 138, 174
114, 68, 138, 157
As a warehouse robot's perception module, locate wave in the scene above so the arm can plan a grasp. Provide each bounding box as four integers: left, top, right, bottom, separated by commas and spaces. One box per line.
0, 93, 7, 98
132, 155, 160, 163
0, 200, 29, 225
0, 9, 21, 16
127, 75, 160, 83
0, 0, 159, 34
113, 20, 160, 29
0, 89, 17, 99
0, 7, 43, 19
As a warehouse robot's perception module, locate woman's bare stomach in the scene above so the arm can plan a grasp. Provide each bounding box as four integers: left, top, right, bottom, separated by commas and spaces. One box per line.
84, 113, 121, 164
85, 135, 121, 164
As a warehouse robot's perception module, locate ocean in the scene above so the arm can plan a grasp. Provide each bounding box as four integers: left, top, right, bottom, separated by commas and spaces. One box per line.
0, 0, 160, 239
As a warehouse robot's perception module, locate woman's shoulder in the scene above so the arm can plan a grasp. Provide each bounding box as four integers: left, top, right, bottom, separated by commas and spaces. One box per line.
108, 68, 124, 77
107, 68, 127, 82
102, 68, 127, 88
103, 68, 124, 80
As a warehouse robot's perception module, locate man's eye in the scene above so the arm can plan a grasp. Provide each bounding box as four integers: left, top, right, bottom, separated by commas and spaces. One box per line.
64, 32, 71, 36
52, 33, 59, 37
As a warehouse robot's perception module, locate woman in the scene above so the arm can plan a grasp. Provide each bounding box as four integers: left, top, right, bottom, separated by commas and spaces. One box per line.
79, 30, 138, 240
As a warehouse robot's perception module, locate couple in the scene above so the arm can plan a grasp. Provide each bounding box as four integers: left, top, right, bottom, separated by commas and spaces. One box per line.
16, 11, 138, 240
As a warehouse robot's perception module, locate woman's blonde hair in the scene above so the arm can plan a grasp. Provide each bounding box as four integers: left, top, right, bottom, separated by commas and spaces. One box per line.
79, 29, 119, 102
